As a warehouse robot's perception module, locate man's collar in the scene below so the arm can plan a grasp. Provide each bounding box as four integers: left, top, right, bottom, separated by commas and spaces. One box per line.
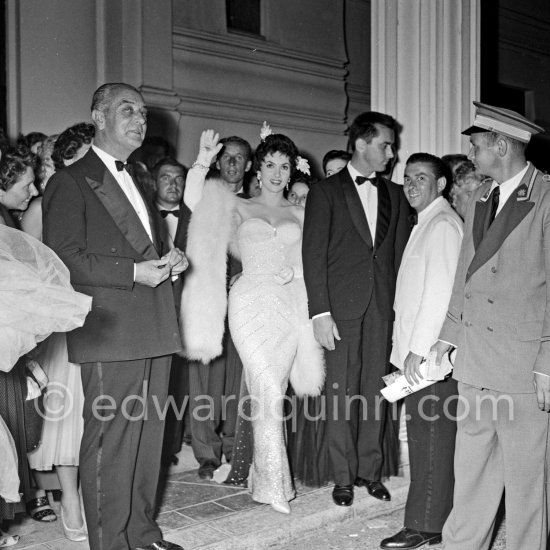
156, 202, 180, 211
417, 196, 445, 222
92, 145, 124, 169
498, 162, 529, 190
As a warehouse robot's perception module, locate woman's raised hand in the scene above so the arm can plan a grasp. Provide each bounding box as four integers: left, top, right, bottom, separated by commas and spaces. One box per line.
198, 129, 223, 166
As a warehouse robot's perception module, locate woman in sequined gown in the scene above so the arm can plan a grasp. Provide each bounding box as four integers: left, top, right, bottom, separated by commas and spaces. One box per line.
183, 131, 324, 514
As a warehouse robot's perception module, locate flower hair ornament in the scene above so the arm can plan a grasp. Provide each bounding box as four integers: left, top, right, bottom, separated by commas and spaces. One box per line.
260, 121, 272, 142
296, 156, 310, 175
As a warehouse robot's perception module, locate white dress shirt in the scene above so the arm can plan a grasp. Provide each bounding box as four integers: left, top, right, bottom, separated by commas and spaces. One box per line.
347, 163, 378, 240
157, 204, 179, 248
92, 145, 153, 242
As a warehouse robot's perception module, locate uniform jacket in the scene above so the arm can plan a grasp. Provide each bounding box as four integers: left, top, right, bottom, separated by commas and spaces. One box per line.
302, 167, 412, 321
391, 197, 463, 369
439, 163, 550, 392
42, 149, 181, 364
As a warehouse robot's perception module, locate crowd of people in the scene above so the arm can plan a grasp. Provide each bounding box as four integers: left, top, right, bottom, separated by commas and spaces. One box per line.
0, 83, 549, 550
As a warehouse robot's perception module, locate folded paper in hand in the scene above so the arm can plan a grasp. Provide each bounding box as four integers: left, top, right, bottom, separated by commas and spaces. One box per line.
380, 350, 454, 403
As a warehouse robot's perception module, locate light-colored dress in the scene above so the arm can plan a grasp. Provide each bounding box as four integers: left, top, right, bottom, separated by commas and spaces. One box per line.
27, 332, 84, 469
228, 218, 309, 503
181, 173, 325, 505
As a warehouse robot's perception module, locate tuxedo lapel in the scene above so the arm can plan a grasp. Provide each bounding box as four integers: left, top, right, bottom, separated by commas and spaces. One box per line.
85, 168, 160, 261
467, 168, 537, 282
341, 171, 373, 249
374, 177, 390, 250
133, 176, 164, 255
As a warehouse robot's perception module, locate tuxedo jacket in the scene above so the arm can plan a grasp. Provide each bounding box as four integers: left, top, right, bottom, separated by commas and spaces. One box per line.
42, 149, 182, 364
391, 197, 463, 369
303, 168, 412, 321
439, 163, 550, 393
172, 203, 192, 252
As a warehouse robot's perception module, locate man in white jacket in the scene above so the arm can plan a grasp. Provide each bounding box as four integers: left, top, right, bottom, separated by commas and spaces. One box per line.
381, 153, 463, 550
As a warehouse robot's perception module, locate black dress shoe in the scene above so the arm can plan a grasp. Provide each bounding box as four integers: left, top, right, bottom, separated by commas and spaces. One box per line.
332, 484, 354, 506
355, 478, 391, 501
135, 540, 184, 550
380, 527, 442, 549
198, 460, 218, 480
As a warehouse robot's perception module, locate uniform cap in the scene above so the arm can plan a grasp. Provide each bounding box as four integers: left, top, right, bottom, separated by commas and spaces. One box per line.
462, 101, 545, 143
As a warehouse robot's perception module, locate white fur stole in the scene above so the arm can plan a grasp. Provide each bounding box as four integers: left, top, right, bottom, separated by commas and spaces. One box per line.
289, 321, 326, 397
180, 180, 236, 363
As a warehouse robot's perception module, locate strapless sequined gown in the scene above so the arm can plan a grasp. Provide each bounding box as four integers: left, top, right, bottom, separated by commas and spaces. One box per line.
228, 217, 309, 504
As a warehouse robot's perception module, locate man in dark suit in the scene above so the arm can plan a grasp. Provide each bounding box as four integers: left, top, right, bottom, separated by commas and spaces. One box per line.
152, 156, 192, 462
43, 83, 187, 550
153, 157, 188, 248
303, 111, 411, 507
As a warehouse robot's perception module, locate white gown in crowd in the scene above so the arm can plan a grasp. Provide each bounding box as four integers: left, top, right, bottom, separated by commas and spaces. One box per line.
229, 217, 309, 502
0, 226, 91, 477
0, 225, 91, 373
181, 170, 325, 505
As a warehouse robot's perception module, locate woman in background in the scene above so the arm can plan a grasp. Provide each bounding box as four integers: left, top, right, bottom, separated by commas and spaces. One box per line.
21, 123, 93, 239
24, 122, 94, 542
0, 147, 40, 547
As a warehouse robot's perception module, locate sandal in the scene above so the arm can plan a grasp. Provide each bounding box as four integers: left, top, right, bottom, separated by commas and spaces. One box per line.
0, 532, 19, 547
26, 496, 57, 522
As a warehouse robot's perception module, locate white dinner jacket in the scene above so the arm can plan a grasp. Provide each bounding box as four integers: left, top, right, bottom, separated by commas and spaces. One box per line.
390, 197, 463, 369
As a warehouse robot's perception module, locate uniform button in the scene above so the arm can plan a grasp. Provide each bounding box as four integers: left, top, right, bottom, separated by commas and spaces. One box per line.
373, 254, 378, 259
465, 292, 471, 299
487, 326, 494, 332
491, 266, 497, 273
488, 298, 494, 304
111, 247, 117, 253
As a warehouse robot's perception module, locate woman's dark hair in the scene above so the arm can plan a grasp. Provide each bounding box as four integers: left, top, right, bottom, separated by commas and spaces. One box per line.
284, 174, 318, 199
16, 131, 46, 151
0, 146, 38, 191
406, 152, 453, 199
322, 150, 351, 173
253, 134, 298, 175
0, 127, 10, 156
52, 122, 95, 170
291, 174, 317, 188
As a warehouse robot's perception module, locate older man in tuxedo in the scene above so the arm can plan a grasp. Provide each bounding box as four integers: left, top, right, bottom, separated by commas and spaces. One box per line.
303, 111, 411, 507
43, 83, 187, 550
380, 153, 463, 549
433, 102, 550, 550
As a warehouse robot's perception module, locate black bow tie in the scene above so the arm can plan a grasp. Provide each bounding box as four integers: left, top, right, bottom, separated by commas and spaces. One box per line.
408, 213, 418, 226
159, 209, 180, 218
355, 176, 378, 187
115, 160, 131, 173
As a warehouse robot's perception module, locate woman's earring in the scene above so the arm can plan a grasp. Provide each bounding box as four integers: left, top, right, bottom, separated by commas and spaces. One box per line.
286, 183, 289, 192
258, 175, 262, 189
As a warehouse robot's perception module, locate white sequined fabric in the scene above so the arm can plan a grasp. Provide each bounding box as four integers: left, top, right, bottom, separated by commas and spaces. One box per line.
228, 218, 309, 504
